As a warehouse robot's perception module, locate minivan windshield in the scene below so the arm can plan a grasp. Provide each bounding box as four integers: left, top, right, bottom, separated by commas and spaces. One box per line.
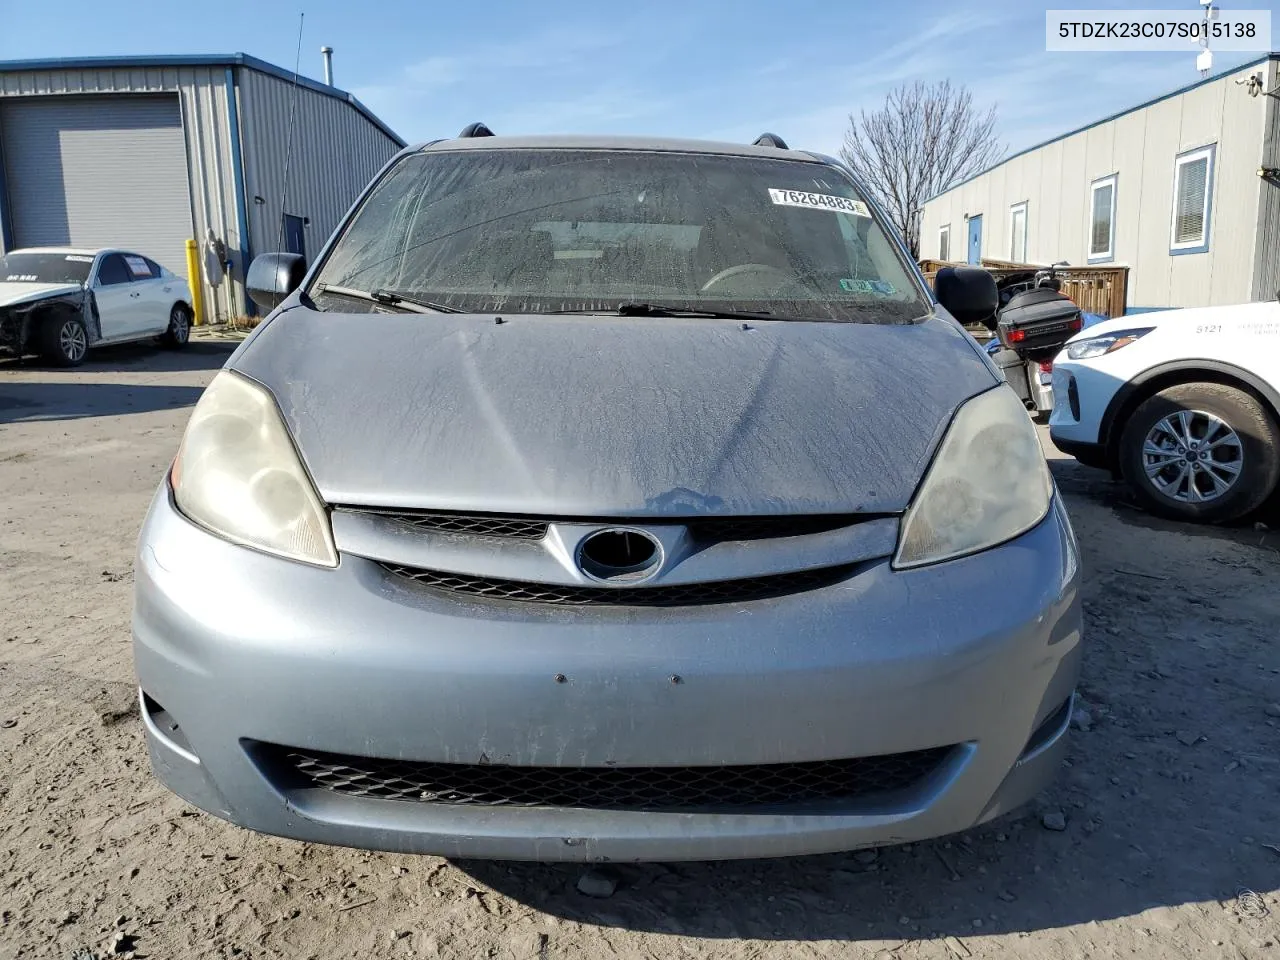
2, 252, 94, 285
312, 149, 928, 323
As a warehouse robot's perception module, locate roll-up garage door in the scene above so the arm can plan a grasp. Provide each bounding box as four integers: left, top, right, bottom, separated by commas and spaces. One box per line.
0, 94, 192, 275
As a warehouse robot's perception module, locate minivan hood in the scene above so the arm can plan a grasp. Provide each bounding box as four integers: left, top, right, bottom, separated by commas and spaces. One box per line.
0, 280, 83, 308
233, 308, 997, 516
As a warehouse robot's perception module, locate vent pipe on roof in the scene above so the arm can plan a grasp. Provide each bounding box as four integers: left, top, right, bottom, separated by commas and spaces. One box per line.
321, 46, 334, 86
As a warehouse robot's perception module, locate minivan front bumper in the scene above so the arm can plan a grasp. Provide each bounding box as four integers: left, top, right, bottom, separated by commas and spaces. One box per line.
133, 489, 1083, 861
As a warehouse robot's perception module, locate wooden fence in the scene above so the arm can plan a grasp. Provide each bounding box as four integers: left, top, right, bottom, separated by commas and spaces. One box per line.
919, 259, 1129, 319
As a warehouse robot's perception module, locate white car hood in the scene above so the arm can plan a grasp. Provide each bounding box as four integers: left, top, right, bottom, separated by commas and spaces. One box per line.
0, 280, 84, 308
1066, 301, 1279, 342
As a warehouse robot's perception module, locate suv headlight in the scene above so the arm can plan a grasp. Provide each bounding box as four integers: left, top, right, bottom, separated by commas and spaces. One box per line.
894, 386, 1052, 569
170, 371, 338, 567
1065, 327, 1153, 360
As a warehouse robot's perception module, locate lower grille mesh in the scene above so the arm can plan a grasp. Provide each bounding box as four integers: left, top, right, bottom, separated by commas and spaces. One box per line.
380, 563, 858, 606
267, 745, 954, 811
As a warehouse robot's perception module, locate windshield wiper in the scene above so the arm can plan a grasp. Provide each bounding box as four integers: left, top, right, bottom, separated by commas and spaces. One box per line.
316, 284, 462, 314
550, 302, 777, 321
372, 289, 464, 313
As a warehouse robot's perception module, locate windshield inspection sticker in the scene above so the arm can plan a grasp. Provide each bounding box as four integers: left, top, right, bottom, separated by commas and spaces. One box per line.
768, 188, 871, 217
840, 278, 897, 296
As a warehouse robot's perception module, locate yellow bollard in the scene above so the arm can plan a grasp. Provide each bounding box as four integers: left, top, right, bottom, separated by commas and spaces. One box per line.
185, 238, 206, 326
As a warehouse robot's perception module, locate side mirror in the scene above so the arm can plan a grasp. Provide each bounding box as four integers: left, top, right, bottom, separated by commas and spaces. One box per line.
933, 265, 998, 328
246, 253, 307, 311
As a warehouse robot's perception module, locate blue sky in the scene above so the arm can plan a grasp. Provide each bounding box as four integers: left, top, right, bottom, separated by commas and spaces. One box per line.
0, 0, 1267, 159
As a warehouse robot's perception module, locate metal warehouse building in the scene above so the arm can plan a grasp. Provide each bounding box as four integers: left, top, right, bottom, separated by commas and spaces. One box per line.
921, 53, 1280, 314
0, 54, 404, 320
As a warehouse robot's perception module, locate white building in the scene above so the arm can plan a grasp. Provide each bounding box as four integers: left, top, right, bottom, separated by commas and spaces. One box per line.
0, 54, 404, 320
921, 53, 1280, 314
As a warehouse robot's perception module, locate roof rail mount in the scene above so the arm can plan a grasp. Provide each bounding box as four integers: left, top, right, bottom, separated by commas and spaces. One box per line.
753, 133, 788, 149
458, 122, 495, 138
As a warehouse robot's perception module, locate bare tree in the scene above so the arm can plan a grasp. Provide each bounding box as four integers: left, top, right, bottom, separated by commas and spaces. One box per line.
840, 80, 1002, 259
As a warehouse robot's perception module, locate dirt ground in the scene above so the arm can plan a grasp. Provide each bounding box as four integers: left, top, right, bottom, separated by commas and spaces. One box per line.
1, 342, 1278, 960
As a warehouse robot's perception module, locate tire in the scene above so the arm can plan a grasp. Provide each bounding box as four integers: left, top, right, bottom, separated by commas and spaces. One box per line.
39, 315, 89, 367
161, 303, 192, 349
1118, 382, 1280, 524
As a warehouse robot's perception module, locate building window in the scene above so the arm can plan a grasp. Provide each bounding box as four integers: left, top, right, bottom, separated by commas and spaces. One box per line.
1089, 174, 1117, 263
938, 224, 951, 262
1170, 145, 1214, 254
1009, 202, 1028, 263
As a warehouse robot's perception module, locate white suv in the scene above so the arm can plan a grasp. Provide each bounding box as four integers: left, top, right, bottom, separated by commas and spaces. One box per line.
1050, 300, 1280, 523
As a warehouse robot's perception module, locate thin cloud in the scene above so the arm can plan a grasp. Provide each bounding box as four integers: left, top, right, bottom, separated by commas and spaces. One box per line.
351, 21, 670, 139
488, 87, 674, 134
350, 0, 1252, 167
403, 56, 465, 90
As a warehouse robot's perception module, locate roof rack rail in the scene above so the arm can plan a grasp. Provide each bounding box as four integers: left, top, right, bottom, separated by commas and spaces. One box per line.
753, 132, 788, 149
458, 122, 495, 138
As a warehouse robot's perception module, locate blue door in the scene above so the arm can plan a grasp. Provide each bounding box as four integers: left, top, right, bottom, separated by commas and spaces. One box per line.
967, 215, 983, 264
282, 214, 307, 260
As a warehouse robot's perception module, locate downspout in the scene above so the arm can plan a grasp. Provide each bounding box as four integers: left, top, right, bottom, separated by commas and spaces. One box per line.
224, 66, 254, 314
1252, 59, 1280, 301
0, 123, 13, 252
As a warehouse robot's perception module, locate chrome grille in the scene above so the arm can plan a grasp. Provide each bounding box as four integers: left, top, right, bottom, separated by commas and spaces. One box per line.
347, 509, 548, 539
339, 509, 878, 544
266, 745, 954, 811
380, 563, 858, 605
687, 515, 874, 541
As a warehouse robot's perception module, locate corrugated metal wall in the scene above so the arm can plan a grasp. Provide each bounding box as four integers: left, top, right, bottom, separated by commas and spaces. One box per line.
0, 64, 244, 319
236, 68, 400, 269
1252, 60, 1280, 302
176, 69, 244, 322
0, 66, 182, 98
0, 61, 401, 322
920, 60, 1270, 311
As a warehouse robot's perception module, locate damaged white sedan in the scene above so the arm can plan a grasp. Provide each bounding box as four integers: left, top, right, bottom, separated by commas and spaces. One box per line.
0, 247, 194, 366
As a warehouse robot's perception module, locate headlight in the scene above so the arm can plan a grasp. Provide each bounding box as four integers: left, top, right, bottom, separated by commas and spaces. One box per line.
894, 386, 1052, 569
171, 371, 338, 567
1065, 327, 1153, 360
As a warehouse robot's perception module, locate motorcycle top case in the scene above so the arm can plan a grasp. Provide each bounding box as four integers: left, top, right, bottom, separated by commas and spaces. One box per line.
996, 288, 1083, 362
